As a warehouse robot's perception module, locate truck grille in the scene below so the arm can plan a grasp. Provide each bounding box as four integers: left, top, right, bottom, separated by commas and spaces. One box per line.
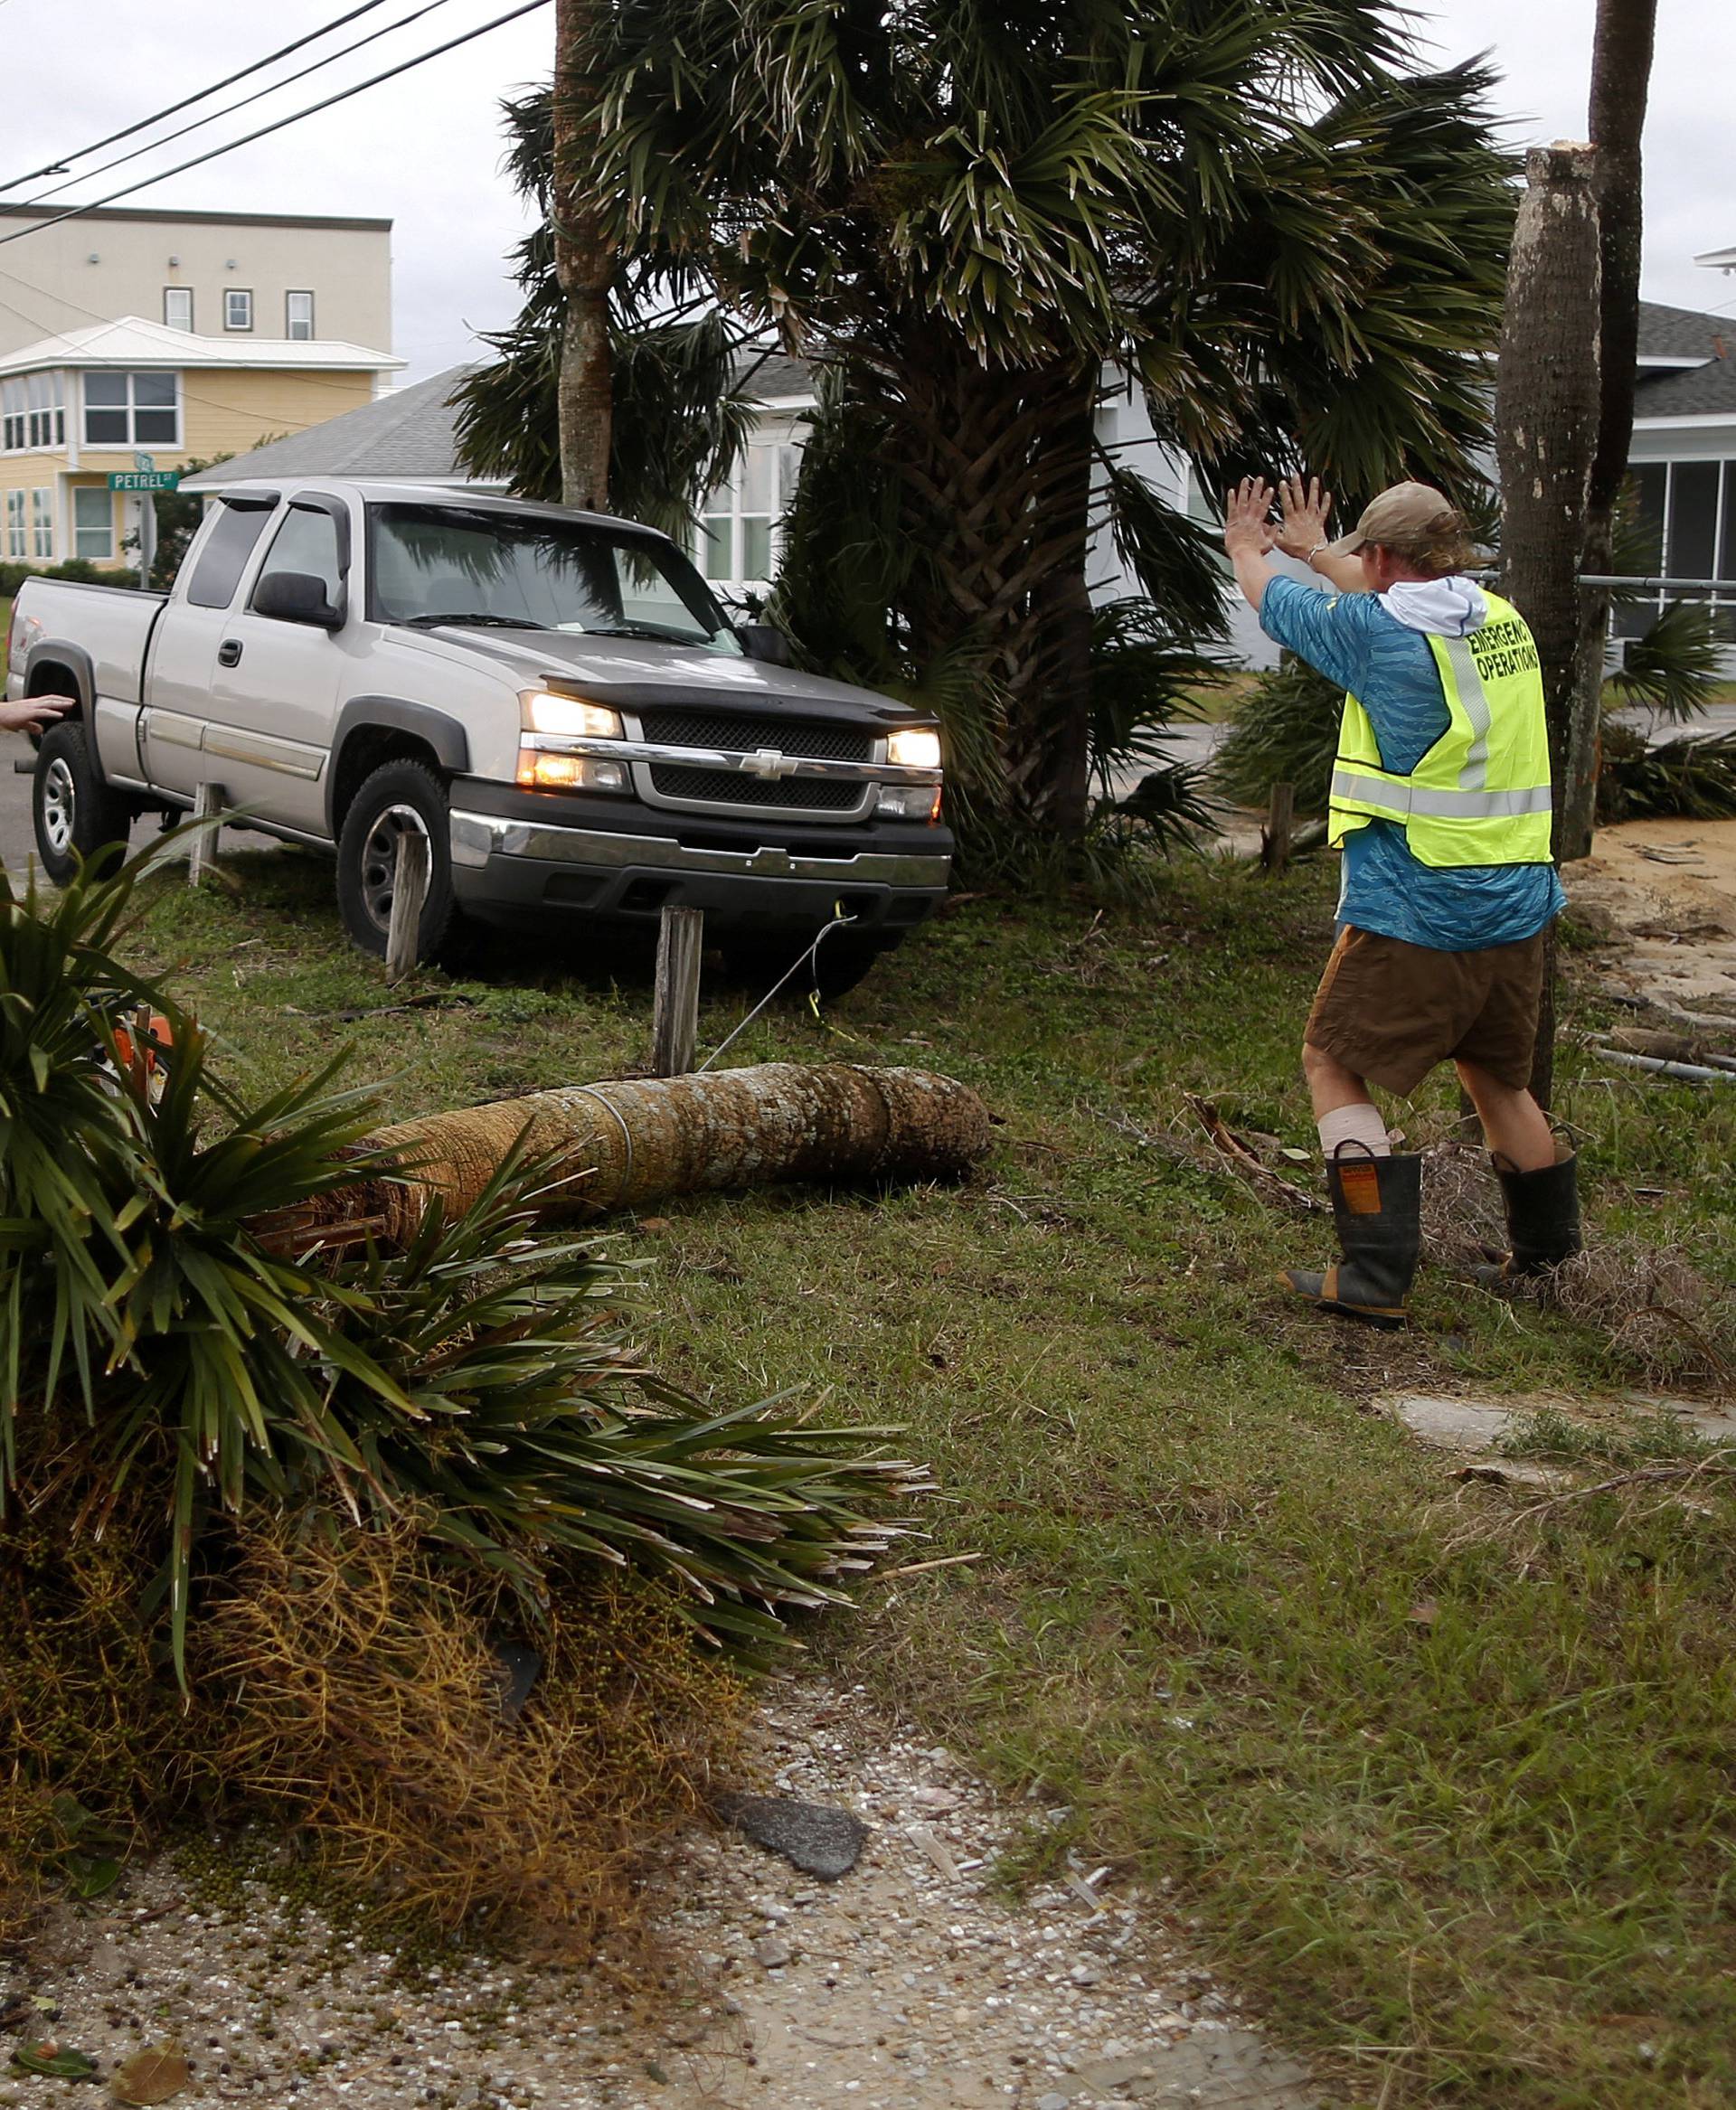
647, 765, 866, 812
636, 708, 874, 763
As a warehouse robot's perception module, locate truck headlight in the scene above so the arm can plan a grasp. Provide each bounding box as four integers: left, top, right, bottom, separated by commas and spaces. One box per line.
886, 726, 941, 769
524, 692, 623, 739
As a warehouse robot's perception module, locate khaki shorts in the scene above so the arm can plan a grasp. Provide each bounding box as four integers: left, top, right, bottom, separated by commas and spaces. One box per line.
1304, 923, 1550, 1096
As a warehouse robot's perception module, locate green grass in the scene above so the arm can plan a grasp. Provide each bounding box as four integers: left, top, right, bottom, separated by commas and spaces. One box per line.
121, 842, 1736, 2110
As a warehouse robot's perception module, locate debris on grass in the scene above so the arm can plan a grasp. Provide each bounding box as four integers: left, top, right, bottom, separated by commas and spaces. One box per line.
1521, 1239, 1736, 1387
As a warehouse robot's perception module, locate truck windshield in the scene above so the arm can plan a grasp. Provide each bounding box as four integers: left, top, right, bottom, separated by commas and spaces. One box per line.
367, 502, 742, 653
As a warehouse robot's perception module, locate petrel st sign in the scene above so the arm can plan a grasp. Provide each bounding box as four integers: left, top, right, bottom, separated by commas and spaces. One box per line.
108, 470, 180, 492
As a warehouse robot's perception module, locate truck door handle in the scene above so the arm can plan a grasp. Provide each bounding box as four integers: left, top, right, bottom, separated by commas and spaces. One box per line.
217, 639, 242, 667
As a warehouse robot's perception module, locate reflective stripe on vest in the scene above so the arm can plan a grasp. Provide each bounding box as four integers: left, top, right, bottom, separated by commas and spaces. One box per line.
1328, 589, 1553, 871
1328, 772, 1553, 820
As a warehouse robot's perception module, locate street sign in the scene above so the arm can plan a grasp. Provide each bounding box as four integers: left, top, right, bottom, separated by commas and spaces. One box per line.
133, 451, 155, 472
108, 470, 179, 492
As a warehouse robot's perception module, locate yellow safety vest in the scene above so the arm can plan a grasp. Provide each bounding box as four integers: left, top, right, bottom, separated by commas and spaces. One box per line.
1329, 589, 1554, 870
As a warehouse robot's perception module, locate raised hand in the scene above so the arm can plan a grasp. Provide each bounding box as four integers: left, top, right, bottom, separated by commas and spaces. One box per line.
1275, 475, 1334, 560
1222, 476, 1277, 559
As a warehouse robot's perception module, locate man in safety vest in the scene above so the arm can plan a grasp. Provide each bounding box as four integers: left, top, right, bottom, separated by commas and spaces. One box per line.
1221, 474, 1580, 1328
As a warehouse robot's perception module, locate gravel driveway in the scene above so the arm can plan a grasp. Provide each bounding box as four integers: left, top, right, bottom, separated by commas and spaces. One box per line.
0, 1681, 1321, 2110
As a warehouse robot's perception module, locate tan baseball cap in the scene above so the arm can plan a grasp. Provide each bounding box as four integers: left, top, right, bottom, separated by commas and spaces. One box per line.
1325, 481, 1457, 557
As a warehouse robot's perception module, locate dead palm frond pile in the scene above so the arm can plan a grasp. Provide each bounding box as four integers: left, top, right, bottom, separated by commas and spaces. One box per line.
0, 843, 927, 1943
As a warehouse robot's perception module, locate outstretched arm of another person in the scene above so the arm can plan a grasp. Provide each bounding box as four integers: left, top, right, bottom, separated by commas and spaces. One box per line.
0, 694, 74, 734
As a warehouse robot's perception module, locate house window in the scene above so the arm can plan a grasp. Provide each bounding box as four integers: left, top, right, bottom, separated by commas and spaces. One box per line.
2, 372, 67, 452
163, 287, 193, 331
225, 288, 253, 332
286, 291, 315, 341
696, 439, 802, 588
72, 486, 114, 561
83, 371, 181, 448
5, 490, 24, 559
31, 488, 53, 560
1617, 460, 1736, 641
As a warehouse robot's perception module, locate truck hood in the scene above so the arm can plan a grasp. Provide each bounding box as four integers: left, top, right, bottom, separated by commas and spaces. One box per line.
415, 626, 923, 727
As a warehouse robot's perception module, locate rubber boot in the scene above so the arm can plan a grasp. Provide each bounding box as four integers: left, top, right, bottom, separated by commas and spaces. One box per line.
1283, 1148, 1422, 1330
1476, 1149, 1581, 1286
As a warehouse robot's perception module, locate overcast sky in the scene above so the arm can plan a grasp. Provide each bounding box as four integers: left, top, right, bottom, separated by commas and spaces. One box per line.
0, 0, 1729, 387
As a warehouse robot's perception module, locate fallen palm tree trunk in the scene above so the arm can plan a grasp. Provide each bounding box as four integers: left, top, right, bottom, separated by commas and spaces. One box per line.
269, 1064, 992, 1254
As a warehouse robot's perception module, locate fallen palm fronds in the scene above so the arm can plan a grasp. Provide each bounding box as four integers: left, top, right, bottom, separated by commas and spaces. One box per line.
1, 839, 936, 1945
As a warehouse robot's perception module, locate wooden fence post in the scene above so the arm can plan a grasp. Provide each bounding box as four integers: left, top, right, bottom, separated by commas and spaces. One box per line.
186, 781, 225, 887
1261, 781, 1295, 874
384, 827, 430, 984
651, 905, 704, 1076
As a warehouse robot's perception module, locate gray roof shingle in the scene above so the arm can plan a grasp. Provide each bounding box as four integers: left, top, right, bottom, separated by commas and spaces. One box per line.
1632, 301, 1736, 420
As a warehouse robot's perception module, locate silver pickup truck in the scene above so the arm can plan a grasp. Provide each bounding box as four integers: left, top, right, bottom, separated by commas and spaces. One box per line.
6, 477, 950, 984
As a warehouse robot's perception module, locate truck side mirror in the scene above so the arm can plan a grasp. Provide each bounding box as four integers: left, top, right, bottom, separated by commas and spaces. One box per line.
253, 570, 344, 629
737, 622, 791, 667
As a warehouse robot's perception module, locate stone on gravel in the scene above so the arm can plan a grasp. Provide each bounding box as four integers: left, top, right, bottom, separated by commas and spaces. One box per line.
712, 1791, 868, 1879
1075, 2026, 1316, 2104
750, 1936, 793, 1970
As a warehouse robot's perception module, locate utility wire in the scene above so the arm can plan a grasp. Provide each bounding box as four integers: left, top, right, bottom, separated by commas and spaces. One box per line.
0, 0, 552, 252
19, 0, 463, 212
0, 0, 405, 195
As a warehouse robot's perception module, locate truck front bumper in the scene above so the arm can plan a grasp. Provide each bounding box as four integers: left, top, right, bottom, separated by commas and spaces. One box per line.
448, 807, 952, 934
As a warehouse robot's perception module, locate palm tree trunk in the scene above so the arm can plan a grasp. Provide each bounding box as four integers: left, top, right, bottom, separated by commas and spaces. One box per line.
552, 0, 612, 510
1018, 377, 1098, 835
1569, 0, 1660, 853
890, 341, 1099, 834
1496, 144, 1603, 1108
262, 1066, 991, 1254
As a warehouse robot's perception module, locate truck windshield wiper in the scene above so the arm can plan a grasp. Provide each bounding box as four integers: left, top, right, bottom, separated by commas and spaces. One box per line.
400, 611, 535, 629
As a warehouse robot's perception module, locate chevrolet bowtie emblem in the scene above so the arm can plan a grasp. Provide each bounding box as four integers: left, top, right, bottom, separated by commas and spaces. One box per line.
741, 748, 799, 780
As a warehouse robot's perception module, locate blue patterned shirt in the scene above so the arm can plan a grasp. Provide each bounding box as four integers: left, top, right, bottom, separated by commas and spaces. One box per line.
1259, 576, 1564, 952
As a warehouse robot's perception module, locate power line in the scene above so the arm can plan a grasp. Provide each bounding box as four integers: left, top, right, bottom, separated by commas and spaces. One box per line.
0, 0, 552, 253
0, 0, 405, 195
20, 0, 464, 212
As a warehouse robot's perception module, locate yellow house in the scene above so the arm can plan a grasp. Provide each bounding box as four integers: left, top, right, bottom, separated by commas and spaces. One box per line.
0, 316, 402, 569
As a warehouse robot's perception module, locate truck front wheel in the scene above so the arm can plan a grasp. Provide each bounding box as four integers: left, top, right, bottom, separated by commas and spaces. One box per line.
32, 721, 135, 884
335, 758, 458, 963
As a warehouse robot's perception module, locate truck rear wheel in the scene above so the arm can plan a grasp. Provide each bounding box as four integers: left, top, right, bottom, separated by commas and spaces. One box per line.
335, 758, 458, 963
32, 721, 135, 884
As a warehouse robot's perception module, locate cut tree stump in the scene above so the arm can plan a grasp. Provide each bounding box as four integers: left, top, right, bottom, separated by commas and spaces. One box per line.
651, 905, 704, 1075
281, 1063, 993, 1252
384, 829, 431, 983
186, 782, 225, 887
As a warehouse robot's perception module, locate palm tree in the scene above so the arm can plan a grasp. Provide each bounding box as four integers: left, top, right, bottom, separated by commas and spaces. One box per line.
461, 3, 1514, 844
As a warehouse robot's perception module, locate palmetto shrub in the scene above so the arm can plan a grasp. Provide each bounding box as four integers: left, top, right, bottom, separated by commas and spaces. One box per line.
1212, 655, 1343, 815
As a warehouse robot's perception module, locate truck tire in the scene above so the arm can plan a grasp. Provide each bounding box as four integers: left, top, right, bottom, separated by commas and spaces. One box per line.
722, 928, 904, 1001
335, 758, 458, 963
32, 721, 135, 884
